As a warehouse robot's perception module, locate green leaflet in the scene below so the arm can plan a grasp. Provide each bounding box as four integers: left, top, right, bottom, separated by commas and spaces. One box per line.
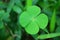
13, 5, 22, 14
20, 12, 31, 27
27, 6, 41, 16
36, 14, 48, 29
25, 22, 39, 34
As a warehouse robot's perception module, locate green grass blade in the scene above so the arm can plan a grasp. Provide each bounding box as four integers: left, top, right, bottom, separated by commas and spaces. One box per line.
50, 9, 56, 32
38, 33, 60, 39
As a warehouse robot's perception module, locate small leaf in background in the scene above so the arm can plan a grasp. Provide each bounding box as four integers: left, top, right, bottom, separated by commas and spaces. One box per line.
2, 13, 10, 22
0, 10, 10, 21
36, 14, 48, 29
6, 0, 15, 14
0, 21, 4, 29
15, 0, 23, 9
38, 33, 60, 39
13, 5, 22, 14
0, 10, 5, 19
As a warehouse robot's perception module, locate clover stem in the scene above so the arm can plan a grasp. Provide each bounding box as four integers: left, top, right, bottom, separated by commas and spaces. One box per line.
26, 0, 32, 8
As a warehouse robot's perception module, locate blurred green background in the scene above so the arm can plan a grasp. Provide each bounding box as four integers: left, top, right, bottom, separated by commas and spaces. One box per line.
0, 0, 60, 40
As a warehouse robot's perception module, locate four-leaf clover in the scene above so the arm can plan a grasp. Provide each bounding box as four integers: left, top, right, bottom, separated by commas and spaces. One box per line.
19, 6, 48, 34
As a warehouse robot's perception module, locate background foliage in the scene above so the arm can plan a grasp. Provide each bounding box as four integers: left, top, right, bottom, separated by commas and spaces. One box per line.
0, 0, 60, 40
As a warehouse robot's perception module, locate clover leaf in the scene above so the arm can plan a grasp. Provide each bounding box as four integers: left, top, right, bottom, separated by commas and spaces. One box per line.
25, 22, 39, 34
36, 14, 48, 29
19, 6, 48, 34
20, 12, 31, 27
27, 6, 41, 17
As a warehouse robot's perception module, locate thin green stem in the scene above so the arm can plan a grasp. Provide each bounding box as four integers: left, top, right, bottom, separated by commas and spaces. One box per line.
26, 0, 32, 8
